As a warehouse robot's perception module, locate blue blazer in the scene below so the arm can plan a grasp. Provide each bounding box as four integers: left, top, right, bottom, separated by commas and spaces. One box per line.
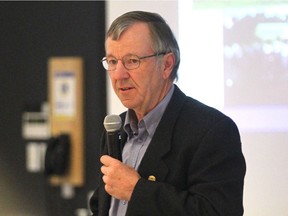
90, 85, 246, 216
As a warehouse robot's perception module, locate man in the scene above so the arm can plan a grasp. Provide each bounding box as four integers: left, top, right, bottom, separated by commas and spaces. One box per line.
90, 11, 246, 216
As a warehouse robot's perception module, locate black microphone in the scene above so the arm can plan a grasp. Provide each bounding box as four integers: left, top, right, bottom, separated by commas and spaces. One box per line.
103, 115, 122, 160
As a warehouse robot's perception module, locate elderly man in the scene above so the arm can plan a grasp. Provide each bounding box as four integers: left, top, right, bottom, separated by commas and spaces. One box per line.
90, 11, 246, 216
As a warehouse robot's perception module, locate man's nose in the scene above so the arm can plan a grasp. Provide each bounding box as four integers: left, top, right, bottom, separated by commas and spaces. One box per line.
111, 60, 130, 79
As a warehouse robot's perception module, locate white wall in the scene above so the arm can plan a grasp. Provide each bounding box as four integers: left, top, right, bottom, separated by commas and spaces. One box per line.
106, 1, 288, 215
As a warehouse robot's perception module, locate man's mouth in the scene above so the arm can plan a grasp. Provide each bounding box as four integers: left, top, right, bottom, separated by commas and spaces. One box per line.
120, 87, 133, 91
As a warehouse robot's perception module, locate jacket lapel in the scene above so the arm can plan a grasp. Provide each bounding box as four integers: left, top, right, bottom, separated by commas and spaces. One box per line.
137, 86, 187, 181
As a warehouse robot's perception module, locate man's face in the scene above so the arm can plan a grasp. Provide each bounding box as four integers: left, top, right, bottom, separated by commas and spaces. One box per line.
106, 22, 173, 119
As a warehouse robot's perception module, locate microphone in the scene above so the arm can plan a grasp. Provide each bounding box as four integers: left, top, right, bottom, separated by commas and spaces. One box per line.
103, 115, 122, 160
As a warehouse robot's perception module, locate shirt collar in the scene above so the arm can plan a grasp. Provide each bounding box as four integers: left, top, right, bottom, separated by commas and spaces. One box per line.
124, 85, 175, 138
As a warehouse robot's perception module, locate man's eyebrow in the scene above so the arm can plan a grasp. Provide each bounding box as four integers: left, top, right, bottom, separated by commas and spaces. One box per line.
106, 53, 139, 58
105, 54, 116, 58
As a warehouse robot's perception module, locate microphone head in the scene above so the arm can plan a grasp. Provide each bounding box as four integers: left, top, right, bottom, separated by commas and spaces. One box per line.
103, 115, 122, 132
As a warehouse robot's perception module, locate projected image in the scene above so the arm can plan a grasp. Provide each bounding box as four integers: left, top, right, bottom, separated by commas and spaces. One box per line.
223, 8, 288, 106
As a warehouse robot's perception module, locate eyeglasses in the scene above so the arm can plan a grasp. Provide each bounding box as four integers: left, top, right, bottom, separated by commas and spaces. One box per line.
101, 52, 166, 71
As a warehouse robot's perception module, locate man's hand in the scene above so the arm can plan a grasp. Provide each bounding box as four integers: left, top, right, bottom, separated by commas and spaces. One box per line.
100, 155, 141, 201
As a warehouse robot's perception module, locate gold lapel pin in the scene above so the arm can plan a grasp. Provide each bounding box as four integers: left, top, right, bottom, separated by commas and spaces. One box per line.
148, 175, 156, 181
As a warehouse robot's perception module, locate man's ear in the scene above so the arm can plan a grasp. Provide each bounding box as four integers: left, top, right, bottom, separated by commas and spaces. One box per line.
162, 53, 175, 80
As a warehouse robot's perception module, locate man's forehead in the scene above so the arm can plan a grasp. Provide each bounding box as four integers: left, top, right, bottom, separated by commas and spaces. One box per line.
108, 22, 150, 42
105, 23, 152, 54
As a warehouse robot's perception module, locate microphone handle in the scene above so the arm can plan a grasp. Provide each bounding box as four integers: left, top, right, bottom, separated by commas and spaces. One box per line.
106, 131, 122, 161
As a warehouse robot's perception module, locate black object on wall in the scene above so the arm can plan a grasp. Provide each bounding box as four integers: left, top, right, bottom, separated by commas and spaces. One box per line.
0, 2, 106, 215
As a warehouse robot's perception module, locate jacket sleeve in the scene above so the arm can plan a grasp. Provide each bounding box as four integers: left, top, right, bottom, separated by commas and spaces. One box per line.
126, 117, 246, 216
89, 187, 100, 215
89, 130, 109, 216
